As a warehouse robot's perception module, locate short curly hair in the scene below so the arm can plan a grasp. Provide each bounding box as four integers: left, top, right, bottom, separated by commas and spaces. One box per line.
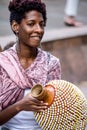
8, 0, 47, 25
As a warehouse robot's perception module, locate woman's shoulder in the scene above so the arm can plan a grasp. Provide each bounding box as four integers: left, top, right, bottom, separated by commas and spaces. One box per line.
39, 48, 60, 65
0, 44, 16, 56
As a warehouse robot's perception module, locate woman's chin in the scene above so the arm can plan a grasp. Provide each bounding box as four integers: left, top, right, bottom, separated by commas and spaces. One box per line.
29, 41, 41, 47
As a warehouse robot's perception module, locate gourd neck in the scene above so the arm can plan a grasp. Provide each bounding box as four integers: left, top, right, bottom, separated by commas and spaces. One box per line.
31, 84, 55, 106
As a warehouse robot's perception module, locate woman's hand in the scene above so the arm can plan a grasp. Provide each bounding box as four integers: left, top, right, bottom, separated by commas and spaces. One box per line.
0, 93, 48, 125
16, 93, 48, 112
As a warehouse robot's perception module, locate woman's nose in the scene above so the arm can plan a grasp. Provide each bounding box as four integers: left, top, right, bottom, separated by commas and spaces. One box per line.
34, 24, 44, 33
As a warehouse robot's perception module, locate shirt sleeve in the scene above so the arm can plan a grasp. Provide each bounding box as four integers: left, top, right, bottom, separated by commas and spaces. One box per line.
47, 53, 61, 82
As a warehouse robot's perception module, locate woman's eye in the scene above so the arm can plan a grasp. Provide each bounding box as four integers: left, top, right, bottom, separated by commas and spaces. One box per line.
40, 23, 45, 28
27, 23, 34, 26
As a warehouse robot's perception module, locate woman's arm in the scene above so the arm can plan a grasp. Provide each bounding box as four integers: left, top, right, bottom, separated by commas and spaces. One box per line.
0, 93, 48, 125
0, 101, 21, 125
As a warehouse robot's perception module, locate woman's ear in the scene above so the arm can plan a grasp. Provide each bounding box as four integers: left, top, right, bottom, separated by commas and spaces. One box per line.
11, 20, 19, 34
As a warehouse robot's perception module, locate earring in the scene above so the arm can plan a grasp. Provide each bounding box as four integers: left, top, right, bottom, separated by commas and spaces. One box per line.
16, 30, 19, 34
16, 35, 18, 43
15, 31, 19, 43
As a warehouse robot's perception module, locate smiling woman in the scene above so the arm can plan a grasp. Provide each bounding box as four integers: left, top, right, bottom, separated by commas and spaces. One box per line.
0, 0, 61, 130
15, 10, 45, 49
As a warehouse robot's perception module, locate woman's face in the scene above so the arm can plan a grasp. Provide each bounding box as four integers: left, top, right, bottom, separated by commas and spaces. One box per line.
17, 10, 45, 47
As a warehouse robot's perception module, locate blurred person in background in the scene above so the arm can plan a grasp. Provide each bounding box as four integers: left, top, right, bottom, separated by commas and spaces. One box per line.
64, 0, 83, 27
3, 41, 15, 51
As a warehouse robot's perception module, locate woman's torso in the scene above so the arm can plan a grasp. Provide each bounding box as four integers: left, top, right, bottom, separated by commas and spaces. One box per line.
0, 46, 61, 130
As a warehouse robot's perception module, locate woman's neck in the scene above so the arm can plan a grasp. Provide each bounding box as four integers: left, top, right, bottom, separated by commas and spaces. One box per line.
16, 43, 38, 59
16, 43, 38, 69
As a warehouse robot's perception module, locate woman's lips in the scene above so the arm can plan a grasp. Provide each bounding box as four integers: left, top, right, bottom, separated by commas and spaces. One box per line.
30, 36, 41, 41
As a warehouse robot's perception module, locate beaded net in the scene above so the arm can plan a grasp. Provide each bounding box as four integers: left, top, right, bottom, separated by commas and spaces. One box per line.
34, 80, 87, 130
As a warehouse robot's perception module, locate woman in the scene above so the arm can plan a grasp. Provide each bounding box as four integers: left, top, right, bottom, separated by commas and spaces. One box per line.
0, 0, 61, 130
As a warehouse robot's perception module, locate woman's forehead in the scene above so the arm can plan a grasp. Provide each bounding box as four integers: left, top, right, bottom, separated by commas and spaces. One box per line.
25, 10, 44, 20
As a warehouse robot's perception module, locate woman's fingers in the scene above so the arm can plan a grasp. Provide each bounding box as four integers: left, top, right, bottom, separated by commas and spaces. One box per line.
29, 104, 48, 112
